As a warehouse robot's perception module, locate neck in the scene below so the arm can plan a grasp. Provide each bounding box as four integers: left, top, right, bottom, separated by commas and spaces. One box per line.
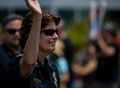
11, 47, 21, 54
4, 43, 20, 54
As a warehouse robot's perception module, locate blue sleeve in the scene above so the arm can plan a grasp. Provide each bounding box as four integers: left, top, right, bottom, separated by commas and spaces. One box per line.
57, 57, 69, 74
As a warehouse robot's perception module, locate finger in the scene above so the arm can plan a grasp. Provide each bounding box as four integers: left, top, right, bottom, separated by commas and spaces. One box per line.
25, 0, 34, 10
25, 0, 31, 7
25, 0, 29, 5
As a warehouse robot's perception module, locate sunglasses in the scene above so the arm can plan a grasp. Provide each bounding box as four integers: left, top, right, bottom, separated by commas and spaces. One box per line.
40, 29, 58, 36
5, 29, 20, 35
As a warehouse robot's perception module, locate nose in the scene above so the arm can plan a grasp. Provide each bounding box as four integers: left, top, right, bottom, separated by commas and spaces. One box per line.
15, 31, 20, 36
52, 32, 58, 39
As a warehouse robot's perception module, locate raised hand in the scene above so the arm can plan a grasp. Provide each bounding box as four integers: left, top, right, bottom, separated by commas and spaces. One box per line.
25, 0, 42, 16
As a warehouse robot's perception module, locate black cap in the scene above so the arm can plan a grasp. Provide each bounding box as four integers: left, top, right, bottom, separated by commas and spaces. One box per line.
102, 22, 117, 37
103, 22, 116, 31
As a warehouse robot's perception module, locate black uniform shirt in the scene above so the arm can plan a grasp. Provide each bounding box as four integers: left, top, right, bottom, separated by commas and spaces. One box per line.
93, 42, 120, 82
0, 44, 19, 88
6, 54, 60, 88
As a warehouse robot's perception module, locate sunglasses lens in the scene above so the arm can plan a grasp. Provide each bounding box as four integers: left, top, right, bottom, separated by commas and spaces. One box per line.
41, 29, 58, 36
56, 30, 58, 35
5, 29, 19, 35
8, 30, 16, 34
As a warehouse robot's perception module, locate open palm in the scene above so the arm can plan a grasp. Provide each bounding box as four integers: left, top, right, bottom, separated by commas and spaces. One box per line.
25, 0, 42, 15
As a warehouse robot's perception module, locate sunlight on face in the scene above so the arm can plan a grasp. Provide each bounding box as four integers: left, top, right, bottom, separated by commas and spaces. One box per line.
39, 22, 58, 53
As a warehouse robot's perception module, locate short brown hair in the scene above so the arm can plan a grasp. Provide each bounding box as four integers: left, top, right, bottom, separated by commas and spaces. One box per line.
20, 11, 60, 49
2, 14, 23, 30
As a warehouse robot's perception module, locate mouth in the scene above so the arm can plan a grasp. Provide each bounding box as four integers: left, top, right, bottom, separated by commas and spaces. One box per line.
13, 38, 19, 42
49, 41, 56, 47
50, 42, 56, 46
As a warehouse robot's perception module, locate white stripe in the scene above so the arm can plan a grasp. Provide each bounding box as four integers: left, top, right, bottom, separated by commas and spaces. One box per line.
16, 54, 23, 57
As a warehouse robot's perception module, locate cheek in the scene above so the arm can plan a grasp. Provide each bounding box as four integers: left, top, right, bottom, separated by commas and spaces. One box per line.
3, 34, 12, 40
39, 36, 49, 47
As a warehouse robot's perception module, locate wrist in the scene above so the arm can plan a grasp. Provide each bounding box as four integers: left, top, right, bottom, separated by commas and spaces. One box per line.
33, 14, 42, 21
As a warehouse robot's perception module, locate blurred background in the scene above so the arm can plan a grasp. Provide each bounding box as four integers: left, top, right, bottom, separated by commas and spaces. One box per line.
0, 0, 120, 55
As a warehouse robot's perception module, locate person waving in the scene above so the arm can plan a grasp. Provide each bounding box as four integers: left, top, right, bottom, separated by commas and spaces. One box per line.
6, 0, 61, 88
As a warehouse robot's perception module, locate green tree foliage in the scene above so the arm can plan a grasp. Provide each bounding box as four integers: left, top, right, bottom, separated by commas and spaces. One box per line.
66, 20, 120, 54
66, 20, 89, 53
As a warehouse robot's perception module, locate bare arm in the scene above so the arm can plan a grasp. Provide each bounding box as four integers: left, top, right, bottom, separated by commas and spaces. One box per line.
20, 0, 42, 79
72, 45, 97, 76
72, 58, 97, 76
60, 72, 70, 83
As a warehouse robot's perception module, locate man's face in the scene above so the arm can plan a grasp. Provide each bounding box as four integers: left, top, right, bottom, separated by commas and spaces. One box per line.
3, 19, 22, 47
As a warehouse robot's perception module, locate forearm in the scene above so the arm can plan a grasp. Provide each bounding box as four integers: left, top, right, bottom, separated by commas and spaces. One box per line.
20, 16, 42, 78
97, 36, 115, 56
97, 37, 108, 52
23, 16, 41, 63
79, 59, 97, 76
72, 57, 97, 76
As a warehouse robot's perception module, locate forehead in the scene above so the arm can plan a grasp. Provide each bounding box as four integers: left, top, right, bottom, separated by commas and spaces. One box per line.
6, 19, 22, 29
43, 22, 56, 29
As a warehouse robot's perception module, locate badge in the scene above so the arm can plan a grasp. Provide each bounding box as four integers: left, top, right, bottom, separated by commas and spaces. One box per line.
53, 72, 58, 88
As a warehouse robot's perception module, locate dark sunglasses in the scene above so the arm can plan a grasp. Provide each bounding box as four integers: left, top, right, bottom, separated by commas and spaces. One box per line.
40, 29, 58, 36
5, 29, 20, 35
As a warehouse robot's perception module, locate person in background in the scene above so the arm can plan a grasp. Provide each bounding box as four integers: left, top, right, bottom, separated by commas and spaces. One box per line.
48, 39, 70, 88
57, 19, 74, 88
0, 14, 23, 88
6, 0, 60, 88
91, 21, 120, 88
58, 19, 74, 66
71, 40, 97, 88
112, 23, 120, 88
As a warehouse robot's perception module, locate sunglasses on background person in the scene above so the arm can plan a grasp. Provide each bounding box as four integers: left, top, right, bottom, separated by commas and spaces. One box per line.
40, 29, 58, 36
5, 29, 20, 35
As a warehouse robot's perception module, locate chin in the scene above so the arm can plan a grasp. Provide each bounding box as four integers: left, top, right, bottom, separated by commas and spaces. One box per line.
13, 41, 19, 46
13, 43, 19, 47
46, 46, 55, 53
49, 48, 55, 52
51, 48, 55, 52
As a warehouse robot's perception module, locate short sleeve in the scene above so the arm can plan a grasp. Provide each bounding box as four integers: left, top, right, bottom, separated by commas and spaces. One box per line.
57, 57, 69, 74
